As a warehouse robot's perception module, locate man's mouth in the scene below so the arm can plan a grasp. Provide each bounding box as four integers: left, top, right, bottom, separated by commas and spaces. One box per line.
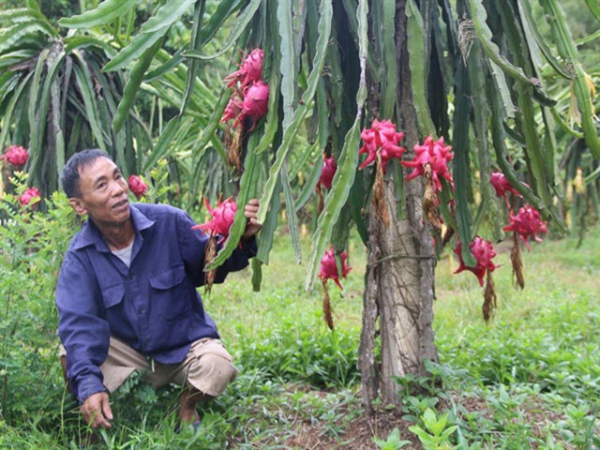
113, 199, 129, 210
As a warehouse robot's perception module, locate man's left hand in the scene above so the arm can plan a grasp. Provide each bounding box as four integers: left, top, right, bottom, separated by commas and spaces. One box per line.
242, 199, 262, 240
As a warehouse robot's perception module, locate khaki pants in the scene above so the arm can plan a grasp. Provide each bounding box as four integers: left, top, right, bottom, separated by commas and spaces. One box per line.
60, 337, 239, 397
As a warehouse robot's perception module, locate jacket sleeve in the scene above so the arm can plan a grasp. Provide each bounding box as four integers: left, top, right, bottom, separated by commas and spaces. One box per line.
56, 254, 110, 403
177, 209, 257, 286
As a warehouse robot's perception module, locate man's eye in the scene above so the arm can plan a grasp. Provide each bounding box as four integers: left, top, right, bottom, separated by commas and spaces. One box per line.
115, 173, 123, 180
97, 182, 107, 190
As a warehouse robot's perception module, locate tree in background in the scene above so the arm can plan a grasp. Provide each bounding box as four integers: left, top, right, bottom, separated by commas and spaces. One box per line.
1, 0, 599, 411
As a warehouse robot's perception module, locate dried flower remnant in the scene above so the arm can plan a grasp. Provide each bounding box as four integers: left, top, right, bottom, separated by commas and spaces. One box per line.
503, 205, 548, 251
1, 145, 29, 170
128, 175, 149, 200
358, 119, 406, 173
454, 237, 498, 287
18, 186, 41, 208
402, 136, 453, 193
318, 245, 352, 290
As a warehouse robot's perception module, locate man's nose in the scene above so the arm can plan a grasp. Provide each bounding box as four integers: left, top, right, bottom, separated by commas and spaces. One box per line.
110, 179, 127, 196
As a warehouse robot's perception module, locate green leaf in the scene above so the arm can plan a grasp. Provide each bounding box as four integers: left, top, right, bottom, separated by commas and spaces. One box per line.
143, 115, 182, 172
0, 20, 57, 54
406, 0, 435, 136
104, 0, 196, 72
257, 0, 333, 224
59, 0, 141, 29
277, 0, 296, 129
281, 165, 302, 264
183, 0, 262, 61
180, 0, 206, 114
73, 52, 108, 151
113, 37, 164, 133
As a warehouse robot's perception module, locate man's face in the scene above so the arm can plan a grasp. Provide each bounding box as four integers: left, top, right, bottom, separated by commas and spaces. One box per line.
68, 157, 130, 226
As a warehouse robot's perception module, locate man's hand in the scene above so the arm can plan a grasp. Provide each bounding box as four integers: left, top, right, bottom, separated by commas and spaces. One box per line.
242, 198, 262, 240
81, 391, 113, 429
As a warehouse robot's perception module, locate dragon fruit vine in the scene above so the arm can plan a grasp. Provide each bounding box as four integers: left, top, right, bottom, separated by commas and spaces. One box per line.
221, 48, 269, 174
318, 245, 352, 330
192, 196, 237, 293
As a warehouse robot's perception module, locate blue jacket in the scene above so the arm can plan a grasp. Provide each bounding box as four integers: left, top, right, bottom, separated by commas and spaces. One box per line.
56, 203, 255, 402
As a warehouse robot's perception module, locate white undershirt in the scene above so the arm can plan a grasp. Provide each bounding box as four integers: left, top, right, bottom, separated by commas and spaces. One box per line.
111, 240, 134, 268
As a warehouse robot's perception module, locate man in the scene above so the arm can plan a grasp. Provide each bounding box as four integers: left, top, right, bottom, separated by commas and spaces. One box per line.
56, 149, 261, 430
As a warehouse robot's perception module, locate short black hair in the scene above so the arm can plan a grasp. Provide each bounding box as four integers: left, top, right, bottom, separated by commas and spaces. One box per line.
61, 149, 111, 198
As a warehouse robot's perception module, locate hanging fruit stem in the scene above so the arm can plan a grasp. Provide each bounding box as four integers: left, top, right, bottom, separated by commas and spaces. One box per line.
373, 152, 389, 227
482, 270, 497, 322
510, 231, 525, 289
204, 235, 218, 294
322, 279, 334, 331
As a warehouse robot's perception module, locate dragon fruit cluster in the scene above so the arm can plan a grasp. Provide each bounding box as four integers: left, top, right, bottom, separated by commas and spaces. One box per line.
193, 197, 237, 243
222, 49, 269, 131
503, 205, 548, 251
1, 145, 29, 170
318, 245, 352, 290
359, 119, 406, 173
18, 186, 41, 209
454, 237, 498, 287
128, 175, 149, 200
402, 136, 454, 193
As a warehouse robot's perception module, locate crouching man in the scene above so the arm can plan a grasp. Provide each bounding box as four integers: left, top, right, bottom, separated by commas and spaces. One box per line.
56, 149, 261, 429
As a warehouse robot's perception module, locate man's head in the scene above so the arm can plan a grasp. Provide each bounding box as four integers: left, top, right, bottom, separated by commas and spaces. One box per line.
62, 149, 130, 226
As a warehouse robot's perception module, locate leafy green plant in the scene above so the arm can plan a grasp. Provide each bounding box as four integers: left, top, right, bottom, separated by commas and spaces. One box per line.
409, 408, 459, 450
373, 428, 411, 450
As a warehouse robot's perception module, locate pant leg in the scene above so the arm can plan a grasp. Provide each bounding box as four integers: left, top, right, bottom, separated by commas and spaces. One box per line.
170, 338, 239, 397
60, 337, 149, 394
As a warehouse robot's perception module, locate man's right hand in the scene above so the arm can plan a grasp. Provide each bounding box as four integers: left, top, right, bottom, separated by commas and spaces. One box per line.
81, 391, 113, 429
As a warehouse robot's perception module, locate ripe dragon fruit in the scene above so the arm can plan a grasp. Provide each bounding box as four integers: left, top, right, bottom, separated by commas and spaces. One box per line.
490, 172, 521, 198
317, 155, 337, 190
402, 136, 453, 192
193, 197, 237, 243
454, 237, 498, 287
1, 145, 29, 169
503, 205, 548, 251
18, 186, 41, 209
224, 48, 264, 89
128, 175, 149, 200
234, 80, 270, 130
359, 119, 406, 173
318, 245, 352, 290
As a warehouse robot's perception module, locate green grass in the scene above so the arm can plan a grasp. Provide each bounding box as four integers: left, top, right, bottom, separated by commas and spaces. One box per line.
1, 223, 598, 449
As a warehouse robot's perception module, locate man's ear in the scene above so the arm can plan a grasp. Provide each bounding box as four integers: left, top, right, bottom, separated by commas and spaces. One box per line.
68, 197, 88, 216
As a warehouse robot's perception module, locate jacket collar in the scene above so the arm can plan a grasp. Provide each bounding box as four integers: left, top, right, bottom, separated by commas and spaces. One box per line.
72, 204, 156, 252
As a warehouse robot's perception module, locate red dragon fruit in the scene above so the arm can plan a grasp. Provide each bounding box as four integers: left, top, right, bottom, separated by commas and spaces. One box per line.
490, 172, 521, 198
18, 186, 41, 209
359, 119, 406, 173
317, 155, 337, 190
128, 175, 149, 200
193, 197, 237, 243
402, 136, 453, 192
318, 245, 352, 290
224, 48, 264, 89
503, 205, 548, 251
234, 80, 270, 131
454, 237, 498, 287
221, 96, 243, 123
1, 145, 29, 170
